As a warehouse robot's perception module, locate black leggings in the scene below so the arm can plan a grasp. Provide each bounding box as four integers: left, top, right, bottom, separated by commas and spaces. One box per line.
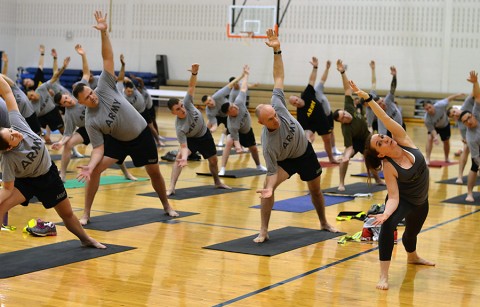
378, 198, 429, 261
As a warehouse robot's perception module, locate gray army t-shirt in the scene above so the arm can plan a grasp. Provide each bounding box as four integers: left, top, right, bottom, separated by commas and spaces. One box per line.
175, 93, 207, 144
261, 89, 308, 176
85, 71, 147, 148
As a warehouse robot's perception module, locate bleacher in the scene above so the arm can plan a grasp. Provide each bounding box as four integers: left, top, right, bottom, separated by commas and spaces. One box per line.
18, 67, 158, 91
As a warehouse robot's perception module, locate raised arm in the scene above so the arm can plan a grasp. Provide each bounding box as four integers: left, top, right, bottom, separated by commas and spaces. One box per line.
75, 44, 91, 81
93, 11, 114, 75
467, 71, 480, 101
38, 44, 45, 70
389, 66, 397, 95
240, 65, 249, 93
0, 74, 19, 112
265, 29, 283, 89
320, 60, 331, 84
1, 53, 8, 75
50, 57, 70, 84
307, 56, 318, 86
187, 63, 199, 96
370, 60, 376, 90
350, 80, 408, 141
0, 74, 15, 87
117, 54, 125, 81
445, 92, 465, 102
227, 67, 246, 89
51, 48, 58, 73
336, 59, 352, 95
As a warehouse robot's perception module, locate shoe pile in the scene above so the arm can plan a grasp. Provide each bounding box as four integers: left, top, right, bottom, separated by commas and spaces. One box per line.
25, 219, 57, 237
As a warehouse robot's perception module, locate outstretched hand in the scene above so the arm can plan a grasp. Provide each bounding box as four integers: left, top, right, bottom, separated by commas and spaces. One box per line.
326, 60, 331, 69
349, 80, 369, 99
369, 213, 389, 226
310, 57, 318, 68
336, 59, 346, 73
256, 188, 273, 199
265, 28, 280, 50
62, 57, 71, 69
76, 165, 92, 183
390, 66, 397, 76
188, 63, 199, 75
467, 70, 478, 83
51, 48, 57, 58
1, 53, 7, 62
120, 54, 125, 66
93, 11, 108, 32
75, 44, 85, 55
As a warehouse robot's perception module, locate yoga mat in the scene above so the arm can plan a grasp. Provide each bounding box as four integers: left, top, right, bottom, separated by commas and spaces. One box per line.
0, 240, 135, 278
196, 168, 266, 178
323, 182, 387, 196
63, 176, 148, 189
138, 185, 249, 200
428, 160, 458, 168
250, 195, 354, 213
351, 171, 385, 179
50, 154, 89, 161
216, 149, 237, 156
319, 161, 339, 168
441, 193, 480, 205
58, 208, 199, 231
203, 226, 345, 256
436, 176, 480, 186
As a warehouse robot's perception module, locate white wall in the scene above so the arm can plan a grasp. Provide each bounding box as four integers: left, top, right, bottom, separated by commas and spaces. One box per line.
2, 0, 479, 94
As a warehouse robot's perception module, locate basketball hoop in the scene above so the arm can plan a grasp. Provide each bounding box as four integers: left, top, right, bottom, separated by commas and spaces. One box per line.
240, 31, 254, 46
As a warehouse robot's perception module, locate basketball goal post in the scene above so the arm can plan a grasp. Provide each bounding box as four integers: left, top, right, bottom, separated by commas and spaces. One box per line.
226, 5, 278, 39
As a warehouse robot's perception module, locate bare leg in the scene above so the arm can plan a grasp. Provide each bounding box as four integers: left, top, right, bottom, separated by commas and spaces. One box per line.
80, 156, 117, 225
207, 155, 230, 189
425, 134, 433, 164
372, 169, 385, 185
248, 145, 265, 169
144, 163, 179, 217
119, 163, 137, 181
456, 143, 470, 183
443, 139, 450, 162
377, 260, 391, 290
465, 170, 477, 202
321, 133, 338, 163
55, 199, 106, 248
219, 136, 233, 174
254, 167, 289, 243
166, 151, 186, 196
307, 176, 339, 232
338, 160, 349, 191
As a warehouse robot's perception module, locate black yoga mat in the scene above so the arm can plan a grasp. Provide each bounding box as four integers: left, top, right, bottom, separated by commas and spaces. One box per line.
203, 226, 345, 256
322, 182, 387, 196
441, 193, 480, 205
139, 185, 249, 200
58, 208, 199, 231
436, 176, 480, 186
196, 168, 266, 178
0, 240, 135, 278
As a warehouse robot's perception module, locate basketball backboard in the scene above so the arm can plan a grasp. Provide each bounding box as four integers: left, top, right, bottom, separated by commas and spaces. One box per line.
227, 5, 278, 39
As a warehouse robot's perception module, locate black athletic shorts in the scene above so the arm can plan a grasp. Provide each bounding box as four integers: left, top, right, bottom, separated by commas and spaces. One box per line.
15, 163, 68, 209
186, 129, 217, 160
104, 126, 158, 167
38, 107, 64, 131
238, 128, 257, 148
431, 122, 451, 141
76, 126, 90, 145
278, 142, 322, 181
25, 113, 42, 135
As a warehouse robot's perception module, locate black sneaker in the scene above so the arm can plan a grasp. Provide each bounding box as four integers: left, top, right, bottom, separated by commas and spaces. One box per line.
188, 152, 201, 161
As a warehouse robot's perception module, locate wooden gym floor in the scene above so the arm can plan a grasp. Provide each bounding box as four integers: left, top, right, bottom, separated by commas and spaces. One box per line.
1, 108, 479, 307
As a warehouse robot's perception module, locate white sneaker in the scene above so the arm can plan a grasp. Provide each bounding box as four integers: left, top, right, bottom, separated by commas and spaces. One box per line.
72, 148, 84, 158
218, 167, 226, 176
256, 165, 267, 172
333, 148, 343, 155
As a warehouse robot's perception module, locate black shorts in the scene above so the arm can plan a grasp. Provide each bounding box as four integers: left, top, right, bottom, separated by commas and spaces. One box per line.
278, 142, 322, 181
216, 116, 228, 129
38, 107, 64, 131
76, 126, 90, 145
141, 109, 153, 124
432, 122, 451, 141
239, 128, 257, 148
352, 137, 366, 156
306, 112, 334, 136
25, 113, 42, 135
104, 126, 158, 166
186, 129, 217, 159
15, 163, 68, 209
471, 158, 479, 172
147, 106, 156, 120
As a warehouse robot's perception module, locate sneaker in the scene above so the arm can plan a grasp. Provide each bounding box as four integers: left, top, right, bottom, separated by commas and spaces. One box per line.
218, 167, 226, 176
188, 152, 201, 161
71, 149, 84, 158
28, 219, 57, 237
256, 165, 267, 172
333, 148, 343, 155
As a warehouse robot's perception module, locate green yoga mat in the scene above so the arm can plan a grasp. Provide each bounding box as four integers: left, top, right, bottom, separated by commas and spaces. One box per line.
64, 176, 149, 189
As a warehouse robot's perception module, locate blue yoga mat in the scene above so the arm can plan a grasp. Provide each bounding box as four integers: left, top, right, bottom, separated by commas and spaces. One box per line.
250, 194, 354, 213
